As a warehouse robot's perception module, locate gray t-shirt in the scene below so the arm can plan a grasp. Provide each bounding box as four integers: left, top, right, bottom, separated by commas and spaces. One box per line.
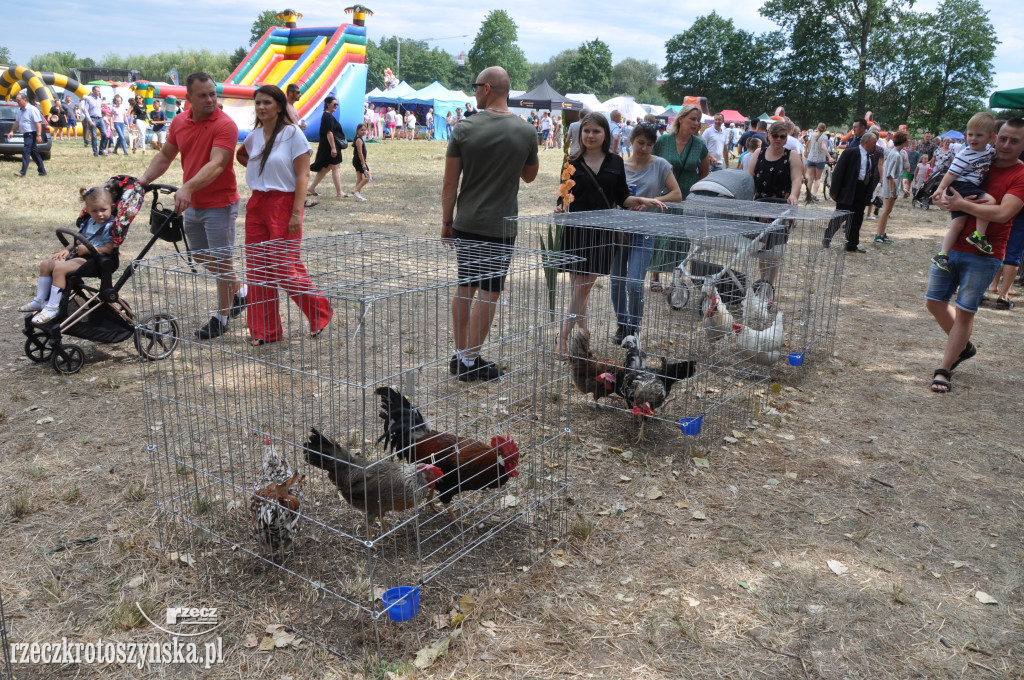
625, 156, 672, 209
447, 111, 539, 238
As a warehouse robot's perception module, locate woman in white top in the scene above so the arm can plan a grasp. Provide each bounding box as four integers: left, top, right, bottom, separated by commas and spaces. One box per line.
803, 122, 830, 200
236, 85, 333, 346
610, 121, 681, 342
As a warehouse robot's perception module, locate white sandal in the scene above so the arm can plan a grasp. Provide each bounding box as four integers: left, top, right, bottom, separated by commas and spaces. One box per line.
19, 299, 44, 313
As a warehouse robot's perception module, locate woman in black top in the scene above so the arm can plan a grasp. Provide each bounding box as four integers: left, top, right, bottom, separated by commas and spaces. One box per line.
131, 95, 148, 154
309, 96, 347, 197
747, 120, 804, 205
555, 112, 664, 357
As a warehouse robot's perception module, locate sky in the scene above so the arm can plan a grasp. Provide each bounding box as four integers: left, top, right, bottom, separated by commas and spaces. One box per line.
6, 0, 1022, 98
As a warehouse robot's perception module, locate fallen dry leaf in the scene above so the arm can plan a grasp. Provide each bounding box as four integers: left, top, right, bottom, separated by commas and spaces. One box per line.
692, 511, 707, 521
827, 560, 849, 575
242, 633, 259, 649
974, 590, 998, 605
413, 636, 450, 670
646, 488, 664, 500
691, 458, 710, 468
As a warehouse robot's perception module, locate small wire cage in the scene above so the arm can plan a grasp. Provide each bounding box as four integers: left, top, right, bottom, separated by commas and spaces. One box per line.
132, 232, 577, 658
511, 210, 773, 449
664, 197, 849, 373
0, 590, 12, 680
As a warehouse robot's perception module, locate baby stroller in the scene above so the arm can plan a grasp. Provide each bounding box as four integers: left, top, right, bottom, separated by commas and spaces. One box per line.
664, 170, 784, 310
913, 169, 945, 210
22, 175, 184, 374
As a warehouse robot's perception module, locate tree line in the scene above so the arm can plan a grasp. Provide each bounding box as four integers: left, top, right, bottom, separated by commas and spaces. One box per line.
4, 1, 1002, 131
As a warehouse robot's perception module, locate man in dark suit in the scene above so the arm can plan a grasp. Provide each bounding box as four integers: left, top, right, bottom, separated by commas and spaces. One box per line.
826, 132, 881, 252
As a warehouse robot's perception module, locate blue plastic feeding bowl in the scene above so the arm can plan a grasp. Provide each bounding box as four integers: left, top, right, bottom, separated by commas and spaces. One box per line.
788, 352, 805, 367
679, 414, 704, 436
382, 586, 420, 622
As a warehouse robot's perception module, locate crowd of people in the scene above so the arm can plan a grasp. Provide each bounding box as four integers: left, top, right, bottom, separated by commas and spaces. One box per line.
13, 69, 1023, 397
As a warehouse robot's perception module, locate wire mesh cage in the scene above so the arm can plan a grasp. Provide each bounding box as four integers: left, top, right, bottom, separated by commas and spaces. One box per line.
131, 232, 577, 658
664, 197, 850, 374
0, 590, 12, 680
510, 210, 773, 450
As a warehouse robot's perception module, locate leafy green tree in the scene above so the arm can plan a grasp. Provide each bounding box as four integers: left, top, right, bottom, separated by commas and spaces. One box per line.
229, 46, 250, 73
365, 38, 397, 90
250, 10, 282, 45
528, 49, 577, 91
0, 45, 13, 65
662, 13, 737, 108
557, 39, 613, 95
761, 0, 911, 114
466, 10, 529, 89
774, 22, 850, 127
101, 49, 235, 82
27, 51, 84, 75
610, 58, 659, 99
923, 0, 998, 131
863, 10, 934, 129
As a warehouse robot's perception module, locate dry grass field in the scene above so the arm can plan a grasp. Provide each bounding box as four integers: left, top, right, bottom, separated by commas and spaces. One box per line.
0, 137, 1022, 679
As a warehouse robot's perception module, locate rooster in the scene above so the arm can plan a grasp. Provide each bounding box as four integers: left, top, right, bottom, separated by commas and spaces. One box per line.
740, 285, 774, 330
376, 387, 521, 523
567, 327, 621, 401
732, 311, 785, 365
303, 427, 442, 541
701, 286, 735, 343
617, 336, 696, 419
249, 435, 305, 558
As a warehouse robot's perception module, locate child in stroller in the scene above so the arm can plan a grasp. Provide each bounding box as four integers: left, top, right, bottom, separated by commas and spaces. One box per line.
20, 184, 123, 324
21, 175, 182, 374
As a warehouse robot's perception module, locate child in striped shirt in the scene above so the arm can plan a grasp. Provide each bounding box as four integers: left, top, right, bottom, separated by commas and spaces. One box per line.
930, 112, 997, 271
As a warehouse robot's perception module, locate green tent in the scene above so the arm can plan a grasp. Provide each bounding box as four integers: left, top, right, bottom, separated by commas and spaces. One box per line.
758, 112, 773, 121
990, 88, 1024, 109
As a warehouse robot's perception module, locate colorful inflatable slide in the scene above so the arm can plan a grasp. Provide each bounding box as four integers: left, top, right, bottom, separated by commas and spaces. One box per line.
134, 8, 369, 140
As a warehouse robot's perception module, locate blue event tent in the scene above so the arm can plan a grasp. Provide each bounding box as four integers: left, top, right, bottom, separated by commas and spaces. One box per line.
398, 81, 467, 140
939, 130, 965, 141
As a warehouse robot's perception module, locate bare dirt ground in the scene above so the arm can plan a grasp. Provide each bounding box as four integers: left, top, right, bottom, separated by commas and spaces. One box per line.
0, 139, 1022, 679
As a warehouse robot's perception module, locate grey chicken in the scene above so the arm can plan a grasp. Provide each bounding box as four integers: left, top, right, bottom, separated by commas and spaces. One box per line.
303, 427, 442, 541
249, 435, 305, 558
617, 336, 696, 419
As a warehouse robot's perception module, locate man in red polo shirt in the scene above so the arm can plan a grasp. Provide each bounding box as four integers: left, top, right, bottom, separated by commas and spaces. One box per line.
925, 117, 1024, 393
139, 71, 246, 339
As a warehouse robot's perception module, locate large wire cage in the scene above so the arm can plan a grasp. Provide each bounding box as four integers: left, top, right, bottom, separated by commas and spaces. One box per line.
0, 590, 12, 680
664, 197, 850, 375
511, 210, 773, 453
132, 232, 577, 658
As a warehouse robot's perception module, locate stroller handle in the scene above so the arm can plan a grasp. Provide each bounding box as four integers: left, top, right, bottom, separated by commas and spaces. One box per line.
144, 183, 180, 196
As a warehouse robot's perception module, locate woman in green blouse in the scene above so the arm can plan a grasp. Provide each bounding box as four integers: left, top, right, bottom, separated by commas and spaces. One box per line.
649, 105, 710, 288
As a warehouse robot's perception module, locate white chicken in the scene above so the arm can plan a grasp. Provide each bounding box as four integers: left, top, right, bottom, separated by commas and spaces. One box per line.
740, 285, 774, 330
732, 311, 785, 365
701, 285, 734, 343
249, 435, 305, 558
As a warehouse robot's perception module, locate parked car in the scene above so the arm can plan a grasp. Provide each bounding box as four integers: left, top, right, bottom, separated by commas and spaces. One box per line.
0, 102, 53, 161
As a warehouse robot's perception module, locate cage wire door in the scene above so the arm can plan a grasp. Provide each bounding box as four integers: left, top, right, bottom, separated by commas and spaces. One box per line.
0, 590, 12, 680
133, 232, 577, 658
664, 197, 850, 375
509, 210, 777, 454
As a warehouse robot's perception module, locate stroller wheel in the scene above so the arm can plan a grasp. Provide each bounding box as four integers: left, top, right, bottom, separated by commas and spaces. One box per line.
52, 344, 85, 375
667, 271, 691, 310
24, 329, 55, 363
135, 312, 180, 361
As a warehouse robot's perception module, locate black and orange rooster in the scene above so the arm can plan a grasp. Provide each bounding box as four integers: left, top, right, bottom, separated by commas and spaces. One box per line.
567, 327, 622, 402
303, 427, 442, 541
617, 336, 696, 420
375, 387, 521, 523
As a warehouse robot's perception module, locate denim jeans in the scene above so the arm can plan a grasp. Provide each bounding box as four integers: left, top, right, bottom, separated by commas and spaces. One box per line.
610, 233, 654, 333
89, 116, 108, 155
113, 122, 129, 154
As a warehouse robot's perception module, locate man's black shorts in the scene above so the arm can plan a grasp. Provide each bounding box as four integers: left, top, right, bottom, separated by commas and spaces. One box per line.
452, 229, 516, 292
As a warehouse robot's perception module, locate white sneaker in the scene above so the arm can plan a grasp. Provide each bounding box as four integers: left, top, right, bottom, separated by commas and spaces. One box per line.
32, 305, 60, 324
866, 215, 877, 220
354, 193, 368, 202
